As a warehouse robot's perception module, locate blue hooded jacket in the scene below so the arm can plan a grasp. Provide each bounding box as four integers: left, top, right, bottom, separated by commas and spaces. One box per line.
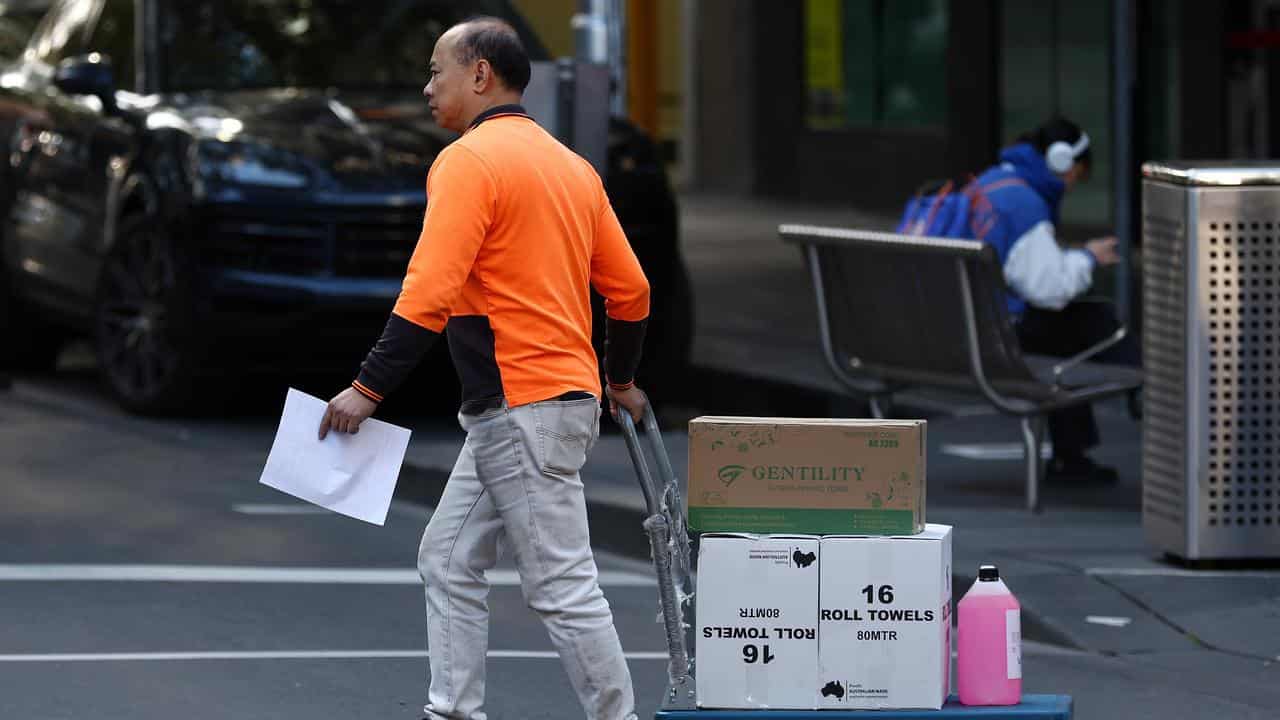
974, 143, 1074, 315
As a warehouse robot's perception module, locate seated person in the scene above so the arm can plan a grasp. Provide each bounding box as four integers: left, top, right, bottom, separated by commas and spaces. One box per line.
973, 115, 1138, 484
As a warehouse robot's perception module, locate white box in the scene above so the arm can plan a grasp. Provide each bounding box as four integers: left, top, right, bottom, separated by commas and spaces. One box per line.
695, 533, 820, 709
817, 524, 953, 710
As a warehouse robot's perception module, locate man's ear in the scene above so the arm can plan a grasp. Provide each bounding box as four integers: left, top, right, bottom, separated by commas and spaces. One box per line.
473, 59, 492, 93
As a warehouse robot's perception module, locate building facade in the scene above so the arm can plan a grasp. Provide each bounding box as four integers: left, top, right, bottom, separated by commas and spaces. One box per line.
690, 0, 1255, 236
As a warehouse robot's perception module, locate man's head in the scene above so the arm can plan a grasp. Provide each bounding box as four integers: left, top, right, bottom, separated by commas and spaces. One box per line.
424, 17, 530, 132
1020, 115, 1092, 191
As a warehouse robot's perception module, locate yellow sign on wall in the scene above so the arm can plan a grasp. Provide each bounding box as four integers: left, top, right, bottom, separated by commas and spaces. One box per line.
805, 0, 846, 129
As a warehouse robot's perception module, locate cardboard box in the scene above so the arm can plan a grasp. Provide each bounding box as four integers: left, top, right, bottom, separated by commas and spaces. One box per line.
695, 533, 820, 709
817, 524, 953, 710
687, 417, 926, 535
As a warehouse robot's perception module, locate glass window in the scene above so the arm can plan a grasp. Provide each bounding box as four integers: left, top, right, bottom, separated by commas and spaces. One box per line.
24, 0, 98, 67
803, 0, 948, 130
156, 0, 548, 93
1139, 0, 1180, 162
878, 0, 947, 128
1223, 0, 1268, 158
86, 0, 134, 91
1000, 0, 1112, 226
0, 5, 51, 62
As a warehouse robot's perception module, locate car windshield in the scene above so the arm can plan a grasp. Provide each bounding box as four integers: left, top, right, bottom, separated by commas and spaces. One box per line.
0, 1, 53, 60
157, 0, 547, 92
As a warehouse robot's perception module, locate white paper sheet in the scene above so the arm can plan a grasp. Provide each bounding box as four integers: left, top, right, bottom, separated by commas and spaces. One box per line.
259, 388, 411, 526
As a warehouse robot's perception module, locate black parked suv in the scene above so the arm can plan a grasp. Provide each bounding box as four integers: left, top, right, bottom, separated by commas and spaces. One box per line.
0, 0, 691, 412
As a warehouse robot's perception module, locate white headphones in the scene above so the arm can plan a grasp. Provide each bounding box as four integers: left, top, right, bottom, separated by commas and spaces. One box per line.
1045, 132, 1090, 174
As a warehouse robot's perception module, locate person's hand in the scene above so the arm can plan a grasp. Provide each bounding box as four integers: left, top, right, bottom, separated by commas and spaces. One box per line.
1085, 236, 1121, 266
318, 387, 379, 440
605, 384, 648, 424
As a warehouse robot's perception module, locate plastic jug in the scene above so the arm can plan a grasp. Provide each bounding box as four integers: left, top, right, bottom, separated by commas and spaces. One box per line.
957, 564, 1021, 706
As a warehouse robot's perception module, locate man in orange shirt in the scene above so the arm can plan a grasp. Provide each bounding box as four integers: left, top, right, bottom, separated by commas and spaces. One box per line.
318, 16, 648, 720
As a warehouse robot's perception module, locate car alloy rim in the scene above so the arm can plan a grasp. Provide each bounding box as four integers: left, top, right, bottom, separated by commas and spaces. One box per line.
97, 224, 181, 399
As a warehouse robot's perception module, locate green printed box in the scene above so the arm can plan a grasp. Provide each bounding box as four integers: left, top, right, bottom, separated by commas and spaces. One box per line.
687, 417, 926, 535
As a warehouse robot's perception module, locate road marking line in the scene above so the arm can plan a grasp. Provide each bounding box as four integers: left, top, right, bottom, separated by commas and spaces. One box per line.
0, 565, 654, 587
1086, 567, 1280, 579
940, 443, 1052, 461
1086, 615, 1133, 628
489, 650, 668, 660
232, 504, 331, 515
948, 639, 1079, 658
233, 501, 428, 519
0, 650, 670, 663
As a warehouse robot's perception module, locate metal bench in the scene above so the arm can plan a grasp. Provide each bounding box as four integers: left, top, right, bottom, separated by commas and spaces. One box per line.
780, 225, 1143, 512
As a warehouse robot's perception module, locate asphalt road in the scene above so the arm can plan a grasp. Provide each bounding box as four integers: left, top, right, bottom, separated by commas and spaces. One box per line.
4, 367, 1279, 719
0, 370, 673, 720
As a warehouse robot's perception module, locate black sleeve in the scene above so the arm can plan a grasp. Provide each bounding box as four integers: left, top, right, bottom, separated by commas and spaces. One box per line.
604, 317, 647, 386
353, 313, 441, 401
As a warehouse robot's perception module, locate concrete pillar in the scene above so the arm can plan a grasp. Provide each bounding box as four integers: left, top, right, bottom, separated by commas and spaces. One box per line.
691, 0, 757, 193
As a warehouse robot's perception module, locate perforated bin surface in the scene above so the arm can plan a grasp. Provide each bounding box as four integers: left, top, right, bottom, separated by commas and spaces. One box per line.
1142, 169, 1280, 559
1199, 214, 1280, 536
1142, 181, 1189, 543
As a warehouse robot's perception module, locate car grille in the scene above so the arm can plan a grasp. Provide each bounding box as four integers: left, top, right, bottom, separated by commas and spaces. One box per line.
335, 224, 416, 277
203, 220, 418, 278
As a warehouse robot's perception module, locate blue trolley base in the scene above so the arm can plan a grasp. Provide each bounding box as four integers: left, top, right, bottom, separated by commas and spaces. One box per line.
655, 694, 1072, 719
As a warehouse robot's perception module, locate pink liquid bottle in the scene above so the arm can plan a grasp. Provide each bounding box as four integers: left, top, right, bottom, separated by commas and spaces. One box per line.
957, 564, 1021, 706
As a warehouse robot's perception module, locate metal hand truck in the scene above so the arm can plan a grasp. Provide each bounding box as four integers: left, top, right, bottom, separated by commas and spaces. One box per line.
618, 404, 696, 704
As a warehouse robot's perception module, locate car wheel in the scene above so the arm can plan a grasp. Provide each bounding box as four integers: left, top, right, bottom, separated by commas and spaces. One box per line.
93, 215, 200, 414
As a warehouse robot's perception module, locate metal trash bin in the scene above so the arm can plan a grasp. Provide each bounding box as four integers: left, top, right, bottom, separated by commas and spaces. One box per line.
1142, 161, 1280, 561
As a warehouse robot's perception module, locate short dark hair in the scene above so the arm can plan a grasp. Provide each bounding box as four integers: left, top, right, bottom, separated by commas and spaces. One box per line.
1018, 115, 1092, 171
453, 17, 531, 93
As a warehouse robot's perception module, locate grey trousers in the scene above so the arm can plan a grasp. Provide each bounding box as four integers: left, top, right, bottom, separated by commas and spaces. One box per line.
419, 397, 637, 720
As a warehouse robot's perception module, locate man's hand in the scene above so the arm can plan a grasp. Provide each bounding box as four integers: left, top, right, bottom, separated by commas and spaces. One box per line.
606, 384, 648, 424
318, 387, 379, 440
1085, 236, 1121, 266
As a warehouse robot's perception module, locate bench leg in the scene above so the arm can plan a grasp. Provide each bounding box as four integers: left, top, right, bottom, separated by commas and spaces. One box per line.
1020, 416, 1046, 513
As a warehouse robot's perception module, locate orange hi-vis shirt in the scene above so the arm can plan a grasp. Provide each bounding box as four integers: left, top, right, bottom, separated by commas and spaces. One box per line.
352, 105, 650, 409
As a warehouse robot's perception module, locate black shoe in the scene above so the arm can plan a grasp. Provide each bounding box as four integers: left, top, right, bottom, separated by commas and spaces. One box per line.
1047, 453, 1119, 484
